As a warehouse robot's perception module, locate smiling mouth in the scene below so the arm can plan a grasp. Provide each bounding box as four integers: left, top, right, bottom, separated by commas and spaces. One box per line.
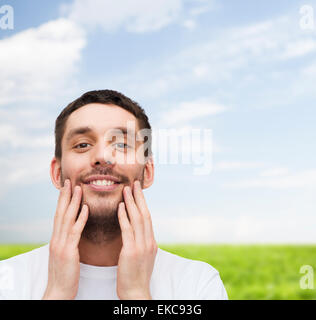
87, 179, 119, 186
83, 179, 121, 191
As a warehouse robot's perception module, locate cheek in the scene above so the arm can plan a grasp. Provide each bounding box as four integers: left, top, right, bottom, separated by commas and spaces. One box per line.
61, 157, 85, 183
124, 164, 144, 181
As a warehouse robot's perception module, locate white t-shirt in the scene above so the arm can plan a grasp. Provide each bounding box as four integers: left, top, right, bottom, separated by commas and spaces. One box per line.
0, 244, 228, 300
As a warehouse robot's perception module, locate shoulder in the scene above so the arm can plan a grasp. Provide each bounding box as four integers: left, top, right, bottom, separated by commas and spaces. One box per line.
153, 248, 228, 299
0, 244, 49, 299
0, 244, 49, 269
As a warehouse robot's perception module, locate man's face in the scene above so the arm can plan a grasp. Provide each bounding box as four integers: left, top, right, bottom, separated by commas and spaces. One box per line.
56, 103, 149, 243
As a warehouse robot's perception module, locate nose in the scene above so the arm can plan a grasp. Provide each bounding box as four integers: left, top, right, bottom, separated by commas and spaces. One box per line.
91, 141, 116, 167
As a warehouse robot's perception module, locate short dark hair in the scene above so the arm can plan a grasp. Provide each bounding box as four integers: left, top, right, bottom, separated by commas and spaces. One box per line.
54, 89, 152, 160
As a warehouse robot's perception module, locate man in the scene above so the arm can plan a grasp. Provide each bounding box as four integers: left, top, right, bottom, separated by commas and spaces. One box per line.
0, 90, 228, 300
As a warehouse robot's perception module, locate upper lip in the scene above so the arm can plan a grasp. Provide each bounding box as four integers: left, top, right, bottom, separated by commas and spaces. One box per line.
84, 175, 121, 184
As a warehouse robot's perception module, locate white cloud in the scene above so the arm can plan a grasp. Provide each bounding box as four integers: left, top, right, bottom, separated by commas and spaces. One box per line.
65, 0, 217, 34
120, 14, 316, 101
66, 0, 182, 33
0, 218, 53, 243
0, 18, 86, 105
222, 169, 316, 189
301, 60, 316, 76
0, 16, 86, 199
260, 167, 289, 177
0, 152, 52, 198
215, 161, 266, 171
182, 19, 196, 30
150, 98, 226, 171
0, 124, 54, 149
281, 39, 316, 59
160, 99, 227, 126
192, 64, 209, 77
189, 0, 214, 16
0, 108, 53, 130
0, 107, 55, 167
153, 213, 316, 243
151, 125, 218, 175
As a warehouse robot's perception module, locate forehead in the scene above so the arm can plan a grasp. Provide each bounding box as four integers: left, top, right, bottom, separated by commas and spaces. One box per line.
64, 103, 139, 137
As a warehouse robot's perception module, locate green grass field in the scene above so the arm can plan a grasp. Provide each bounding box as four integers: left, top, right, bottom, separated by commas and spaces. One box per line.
1, 243, 316, 300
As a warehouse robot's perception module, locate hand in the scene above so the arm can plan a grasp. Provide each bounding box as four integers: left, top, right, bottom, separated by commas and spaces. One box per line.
42, 179, 89, 300
116, 180, 158, 300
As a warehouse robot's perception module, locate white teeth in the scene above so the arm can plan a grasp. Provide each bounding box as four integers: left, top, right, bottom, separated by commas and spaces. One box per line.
91, 180, 115, 186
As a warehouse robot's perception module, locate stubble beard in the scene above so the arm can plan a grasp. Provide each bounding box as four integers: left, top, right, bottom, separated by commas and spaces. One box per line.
79, 191, 123, 244
60, 168, 144, 244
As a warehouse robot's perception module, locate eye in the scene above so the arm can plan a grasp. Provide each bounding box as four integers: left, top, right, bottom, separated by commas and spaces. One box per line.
74, 143, 91, 149
114, 142, 129, 150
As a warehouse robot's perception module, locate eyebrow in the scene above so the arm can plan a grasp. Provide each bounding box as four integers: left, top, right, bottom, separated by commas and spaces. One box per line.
65, 126, 130, 143
66, 126, 93, 143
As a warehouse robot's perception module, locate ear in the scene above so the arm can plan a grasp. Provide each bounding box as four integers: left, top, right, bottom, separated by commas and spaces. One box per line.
50, 157, 62, 190
142, 156, 154, 189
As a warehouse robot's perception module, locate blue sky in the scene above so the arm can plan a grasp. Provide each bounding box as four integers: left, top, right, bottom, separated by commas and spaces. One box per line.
0, 0, 316, 243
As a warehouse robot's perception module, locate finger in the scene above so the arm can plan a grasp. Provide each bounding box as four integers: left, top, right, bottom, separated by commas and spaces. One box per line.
65, 185, 82, 224
133, 180, 155, 242
118, 202, 134, 247
53, 179, 71, 238
70, 204, 89, 246
60, 185, 82, 241
123, 186, 145, 246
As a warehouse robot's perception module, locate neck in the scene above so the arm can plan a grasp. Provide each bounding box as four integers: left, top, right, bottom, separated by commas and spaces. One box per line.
78, 235, 123, 266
